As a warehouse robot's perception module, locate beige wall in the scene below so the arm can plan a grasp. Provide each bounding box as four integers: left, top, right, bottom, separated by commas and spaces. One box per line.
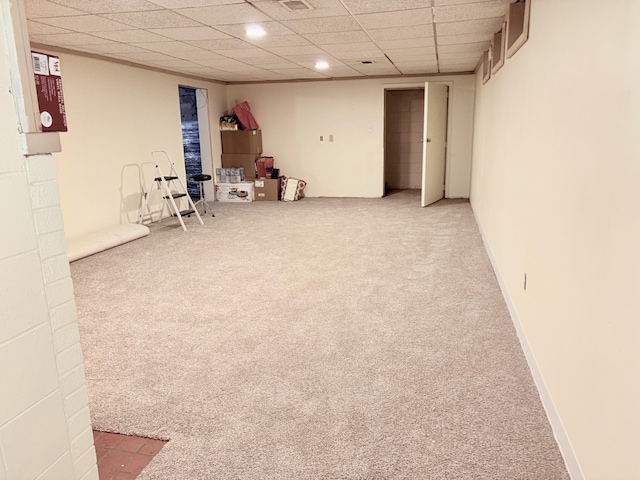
227, 75, 474, 199
471, 1, 640, 478
48, 51, 227, 241
0, 6, 96, 479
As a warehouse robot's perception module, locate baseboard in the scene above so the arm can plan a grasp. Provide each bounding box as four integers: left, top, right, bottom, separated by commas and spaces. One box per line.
472, 209, 584, 480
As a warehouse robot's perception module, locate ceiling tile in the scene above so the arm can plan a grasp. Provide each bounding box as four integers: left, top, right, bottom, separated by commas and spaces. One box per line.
397, 65, 439, 75
260, 62, 302, 70
214, 22, 296, 38
267, 68, 329, 79
92, 29, 174, 42
45, 0, 161, 13
367, 25, 434, 42
433, 0, 512, 6
282, 16, 361, 34
433, 1, 509, 22
303, 30, 369, 45
245, 35, 311, 48
376, 37, 435, 49
34, 15, 131, 32
436, 32, 493, 45
264, 45, 325, 56
319, 42, 381, 54
324, 66, 363, 77
148, 26, 230, 41
190, 57, 246, 68
148, 0, 242, 7
213, 48, 275, 59
130, 41, 209, 53
438, 51, 482, 60
386, 46, 437, 61
251, 0, 350, 21
78, 43, 151, 54
24, 0, 87, 19
341, 0, 432, 14
438, 42, 488, 54
101, 10, 202, 29
29, 32, 112, 45
235, 54, 291, 65
170, 50, 230, 62
113, 51, 180, 62
187, 38, 257, 50
436, 17, 505, 36
355, 9, 433, 29
331, 51, 386, 61
438, 57, 480, 66
176, 4, 271, 26
27, 20, 72, 35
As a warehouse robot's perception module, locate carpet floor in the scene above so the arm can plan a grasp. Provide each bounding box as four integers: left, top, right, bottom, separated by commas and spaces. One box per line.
70, 190, 569, 479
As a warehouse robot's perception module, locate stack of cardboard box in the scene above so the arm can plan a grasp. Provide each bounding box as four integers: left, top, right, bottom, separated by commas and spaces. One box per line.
219, 130, 281, 202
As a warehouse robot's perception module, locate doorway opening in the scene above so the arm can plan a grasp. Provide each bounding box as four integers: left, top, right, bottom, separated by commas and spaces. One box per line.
383, 83, 450, 206
178, 86, 213, 201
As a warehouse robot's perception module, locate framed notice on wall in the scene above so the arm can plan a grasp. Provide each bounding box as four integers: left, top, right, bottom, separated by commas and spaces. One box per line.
31, 51, 68, 132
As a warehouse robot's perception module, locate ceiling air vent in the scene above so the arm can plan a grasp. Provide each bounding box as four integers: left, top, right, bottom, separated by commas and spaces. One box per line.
279, 0, 313, 11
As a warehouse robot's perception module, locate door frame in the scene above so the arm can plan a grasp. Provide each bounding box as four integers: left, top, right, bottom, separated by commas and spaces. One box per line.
382, 81, 453, 198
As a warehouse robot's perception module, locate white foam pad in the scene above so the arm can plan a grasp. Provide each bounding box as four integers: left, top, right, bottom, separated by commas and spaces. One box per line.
67, 224, 150, 262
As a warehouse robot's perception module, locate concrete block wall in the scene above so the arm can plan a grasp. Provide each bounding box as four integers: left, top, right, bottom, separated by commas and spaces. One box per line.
0, 17, 97, 479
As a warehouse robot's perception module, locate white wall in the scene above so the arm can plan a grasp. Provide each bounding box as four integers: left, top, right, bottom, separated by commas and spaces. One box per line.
47, 51, 228, 241
0, 8, 96, 479
471, 1, 640, 478
227, 75, 474, 198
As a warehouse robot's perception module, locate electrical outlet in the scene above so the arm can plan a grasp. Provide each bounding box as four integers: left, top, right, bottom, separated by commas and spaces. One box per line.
329, 134, 334, 142
320, 135, 323, 141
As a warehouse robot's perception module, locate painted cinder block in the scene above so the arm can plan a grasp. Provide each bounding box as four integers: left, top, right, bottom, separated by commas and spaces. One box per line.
50, 299, 78, 332
70, 426, 94, 462
33, 206, 65, 235
0, 325, 59, 425
0, 173, 38, 257
0, 391, 70, 479
30, 182, 61, 210
57, 343, 84, 374
60, 364, 87, 398
38, 230, 68, 260
53, 322, 81, 354
36, 453, 75, 480
0, 251, 48, 343
25, 154, 58, 183
46, 277, 75, 310
64, 384, 89, 420
42, 253, 71, 284
67, 406, 91, 440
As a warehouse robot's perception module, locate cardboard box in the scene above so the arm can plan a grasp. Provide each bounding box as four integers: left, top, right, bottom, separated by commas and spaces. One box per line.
254, 178, 280, 201
221, 130, 262, 154
215, 182, 254, 202
221, 154, 258, 179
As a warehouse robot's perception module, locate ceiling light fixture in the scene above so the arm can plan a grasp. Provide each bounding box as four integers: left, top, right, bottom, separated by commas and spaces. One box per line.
246, 26, 266, 38
315, 60, 329, 70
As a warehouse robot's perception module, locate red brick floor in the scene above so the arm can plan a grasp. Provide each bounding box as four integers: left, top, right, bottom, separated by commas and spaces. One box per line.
93, 430, 167, 480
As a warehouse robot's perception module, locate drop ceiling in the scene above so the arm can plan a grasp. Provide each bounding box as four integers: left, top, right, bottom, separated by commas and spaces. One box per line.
25, 0, 515, 83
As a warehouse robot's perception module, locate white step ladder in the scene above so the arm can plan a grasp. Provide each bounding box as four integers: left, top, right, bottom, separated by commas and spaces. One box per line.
138, 150, 204, 232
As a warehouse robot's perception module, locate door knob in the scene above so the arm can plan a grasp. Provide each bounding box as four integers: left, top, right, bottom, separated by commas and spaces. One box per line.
426, 138, 432, 142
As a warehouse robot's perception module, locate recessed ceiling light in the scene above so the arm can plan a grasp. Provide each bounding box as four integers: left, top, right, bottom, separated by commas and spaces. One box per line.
315, 60, 329, 70
246, 26, 266, 38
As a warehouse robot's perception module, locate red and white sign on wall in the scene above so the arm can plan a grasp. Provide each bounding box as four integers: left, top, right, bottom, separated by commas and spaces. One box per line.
31, 51, 68, 132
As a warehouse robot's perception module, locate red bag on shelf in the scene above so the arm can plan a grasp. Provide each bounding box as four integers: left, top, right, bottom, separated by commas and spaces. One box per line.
256, 157, 274, 179
232, 101, 259, 130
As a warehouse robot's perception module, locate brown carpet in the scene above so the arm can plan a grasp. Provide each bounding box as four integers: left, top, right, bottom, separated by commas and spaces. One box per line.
70, 190, 569, 479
